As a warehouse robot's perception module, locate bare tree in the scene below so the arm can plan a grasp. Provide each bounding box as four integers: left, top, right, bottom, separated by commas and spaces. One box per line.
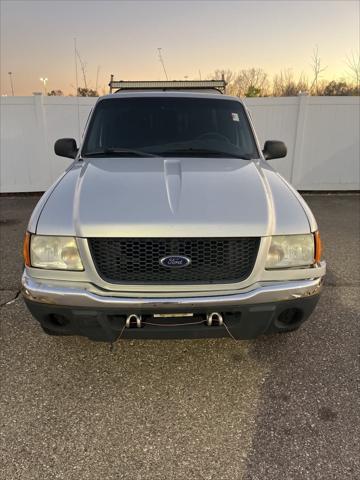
296, 72, 310, 94
273, 70, 293, 96
208, 69, 237, 94
208, 68, 269, 96
310, 46, 327, 95
345, 51, 360, 88
272, 70, 309, 96
207, 63, 359, 97
233, 68, 269, 97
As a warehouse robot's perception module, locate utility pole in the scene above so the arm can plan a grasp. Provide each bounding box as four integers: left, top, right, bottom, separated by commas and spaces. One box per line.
73, 38, 81, 139
74, 40, 88, 91
74, 38, 79, 96
95, 65, 100, 93
8, 72, 14, 96
157, 48, 169, 80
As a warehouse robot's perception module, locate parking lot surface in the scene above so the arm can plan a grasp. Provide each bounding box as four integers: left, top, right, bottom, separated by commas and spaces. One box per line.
0, 194, 359, 480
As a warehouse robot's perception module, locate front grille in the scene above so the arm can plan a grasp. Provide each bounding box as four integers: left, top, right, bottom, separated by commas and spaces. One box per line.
88, 237, 260, 284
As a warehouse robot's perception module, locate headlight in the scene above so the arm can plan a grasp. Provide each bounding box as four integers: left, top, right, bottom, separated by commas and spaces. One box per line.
265, 234, 315, 269
30, 235, 84, 270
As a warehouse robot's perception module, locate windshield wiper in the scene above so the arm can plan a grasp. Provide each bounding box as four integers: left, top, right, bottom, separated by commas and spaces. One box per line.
154, 148, 254, 159
82, 147, 158, 158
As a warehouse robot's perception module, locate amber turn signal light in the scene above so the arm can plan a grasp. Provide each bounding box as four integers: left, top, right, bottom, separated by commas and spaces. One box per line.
23, 232, 31, 267
314, 231, 322, 263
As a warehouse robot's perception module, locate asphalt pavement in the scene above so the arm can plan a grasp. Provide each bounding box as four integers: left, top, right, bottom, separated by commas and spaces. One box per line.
0, 193, 359, 480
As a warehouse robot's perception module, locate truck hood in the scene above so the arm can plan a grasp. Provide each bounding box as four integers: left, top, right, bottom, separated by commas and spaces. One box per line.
35, 157, 311, 237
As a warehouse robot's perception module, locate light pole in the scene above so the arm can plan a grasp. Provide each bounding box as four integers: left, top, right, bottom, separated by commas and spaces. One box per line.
8, 72, 14, 96
40, 77, 48, 95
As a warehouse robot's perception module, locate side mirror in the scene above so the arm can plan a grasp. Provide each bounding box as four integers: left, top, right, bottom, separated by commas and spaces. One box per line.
263, 140, 287, 160
54, 138, 78, 159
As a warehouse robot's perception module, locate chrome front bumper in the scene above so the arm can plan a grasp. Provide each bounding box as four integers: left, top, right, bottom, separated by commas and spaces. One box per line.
21, 271, 323, 312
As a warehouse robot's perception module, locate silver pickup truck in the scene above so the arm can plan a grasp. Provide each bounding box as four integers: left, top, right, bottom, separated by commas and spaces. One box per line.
22, 79, 326, 342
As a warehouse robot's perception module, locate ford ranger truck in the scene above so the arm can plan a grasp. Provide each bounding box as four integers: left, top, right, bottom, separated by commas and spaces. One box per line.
21, 79, 326, 342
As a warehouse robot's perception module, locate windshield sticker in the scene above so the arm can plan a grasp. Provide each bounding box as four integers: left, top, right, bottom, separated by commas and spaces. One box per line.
231, 113, 239, 122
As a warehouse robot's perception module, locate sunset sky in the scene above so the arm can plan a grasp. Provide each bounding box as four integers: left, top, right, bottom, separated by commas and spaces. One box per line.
1, 0, 359, 96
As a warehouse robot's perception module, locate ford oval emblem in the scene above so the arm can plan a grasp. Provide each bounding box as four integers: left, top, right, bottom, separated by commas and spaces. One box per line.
160, 255, 191, 268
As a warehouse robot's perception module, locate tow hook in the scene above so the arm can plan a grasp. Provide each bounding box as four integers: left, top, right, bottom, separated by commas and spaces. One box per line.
206, 312, 224, 326
125, 314, 142, 328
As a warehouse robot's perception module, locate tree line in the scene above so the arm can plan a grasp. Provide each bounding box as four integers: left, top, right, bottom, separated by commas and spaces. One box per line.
48, 49, 359, 97
48, 87, 98, 96
209, 68, 359, 97
48, 72, 359, 98
210, 49, 359, 97
47, 74, 358, 97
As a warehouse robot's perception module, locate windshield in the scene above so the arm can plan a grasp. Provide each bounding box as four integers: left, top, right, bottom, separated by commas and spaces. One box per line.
82, 96, 259, 158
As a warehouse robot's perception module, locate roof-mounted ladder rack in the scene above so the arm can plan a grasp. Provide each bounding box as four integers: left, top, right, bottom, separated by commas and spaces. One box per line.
108, 76, 227, 94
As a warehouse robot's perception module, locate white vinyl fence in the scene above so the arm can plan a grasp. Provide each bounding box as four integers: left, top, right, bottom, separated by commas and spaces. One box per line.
0, 94, 359, 192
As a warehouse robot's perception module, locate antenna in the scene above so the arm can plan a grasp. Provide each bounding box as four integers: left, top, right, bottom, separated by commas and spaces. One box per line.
157, 48, 169, 80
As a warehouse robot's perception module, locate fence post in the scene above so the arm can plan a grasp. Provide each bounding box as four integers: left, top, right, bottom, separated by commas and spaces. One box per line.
291, 92, 309, 188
